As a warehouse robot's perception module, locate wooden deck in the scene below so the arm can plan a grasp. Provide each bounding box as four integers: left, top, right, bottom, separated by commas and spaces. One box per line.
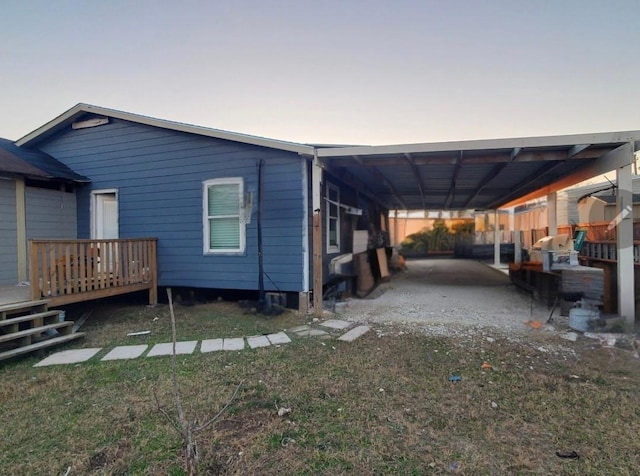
28, 238, 158, 307
0, 285, 30, 306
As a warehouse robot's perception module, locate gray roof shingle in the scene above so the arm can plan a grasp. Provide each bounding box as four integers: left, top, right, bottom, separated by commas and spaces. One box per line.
0, 138, 89, 182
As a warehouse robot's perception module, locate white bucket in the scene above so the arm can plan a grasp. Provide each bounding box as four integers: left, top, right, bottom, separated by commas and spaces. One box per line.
569, 307, 599, 332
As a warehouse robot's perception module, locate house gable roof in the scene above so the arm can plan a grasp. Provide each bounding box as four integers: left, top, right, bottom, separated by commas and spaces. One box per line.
0, 138, 89, 182
16, 103, 316, 155
14, 103, 640, 211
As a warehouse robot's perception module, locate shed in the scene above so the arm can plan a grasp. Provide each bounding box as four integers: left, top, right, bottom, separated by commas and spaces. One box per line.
0, 138, 88, 286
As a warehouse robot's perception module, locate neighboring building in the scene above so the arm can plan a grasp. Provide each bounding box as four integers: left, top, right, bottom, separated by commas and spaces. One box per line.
578, 192, 640, 224
0, 138, 87, 286
472, 176, 640, 248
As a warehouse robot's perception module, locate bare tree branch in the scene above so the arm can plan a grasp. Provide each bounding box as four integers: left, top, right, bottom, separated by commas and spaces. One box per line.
167, 288, 187, 431
167, 288, 198, 475
195, 379, 245, 433
161, 288, 244, 475
152, 386, 183, 435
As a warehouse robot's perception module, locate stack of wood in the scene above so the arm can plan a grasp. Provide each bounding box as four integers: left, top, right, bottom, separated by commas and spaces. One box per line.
354, 248, 390, 297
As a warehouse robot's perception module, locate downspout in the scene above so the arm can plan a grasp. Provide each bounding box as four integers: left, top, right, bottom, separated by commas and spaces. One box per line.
257, 159, 265, 305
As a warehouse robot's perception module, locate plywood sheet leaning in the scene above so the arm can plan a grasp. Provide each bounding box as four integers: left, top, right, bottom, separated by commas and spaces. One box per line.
354, 252, 375, 297
377, 248, 390, 278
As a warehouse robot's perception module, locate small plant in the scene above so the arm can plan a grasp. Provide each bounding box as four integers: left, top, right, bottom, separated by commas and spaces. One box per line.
401, 229, 430, 255
401, 220, 460, 255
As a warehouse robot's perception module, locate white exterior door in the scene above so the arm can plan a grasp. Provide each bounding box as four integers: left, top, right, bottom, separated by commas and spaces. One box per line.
93, 191, 118, 239
92, 191, 118, 273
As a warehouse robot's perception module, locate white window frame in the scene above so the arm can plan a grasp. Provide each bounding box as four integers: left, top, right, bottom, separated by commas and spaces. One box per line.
326, 183, 340, 253
203, 177, 245, 254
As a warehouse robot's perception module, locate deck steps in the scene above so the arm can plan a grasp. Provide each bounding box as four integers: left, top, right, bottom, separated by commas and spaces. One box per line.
0, 321, 74, 344
0, 333, 85, 361
0, 300, 48, 319
0, 301, 84, 362
0, 311, 63, 329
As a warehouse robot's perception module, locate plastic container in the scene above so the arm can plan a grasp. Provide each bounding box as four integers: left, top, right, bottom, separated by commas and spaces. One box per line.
569, 306, 599, 332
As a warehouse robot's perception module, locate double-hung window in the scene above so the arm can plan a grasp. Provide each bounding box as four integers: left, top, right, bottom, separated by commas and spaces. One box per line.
203, 178, 245, 254
327, 183, 340, 253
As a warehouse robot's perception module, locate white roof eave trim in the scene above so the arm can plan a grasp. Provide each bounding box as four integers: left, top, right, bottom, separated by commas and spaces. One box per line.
16, 103, 315, 155
316, 131, 640, 158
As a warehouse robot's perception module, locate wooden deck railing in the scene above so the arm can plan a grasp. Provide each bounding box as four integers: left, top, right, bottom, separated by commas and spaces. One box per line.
29, 238, 157, 306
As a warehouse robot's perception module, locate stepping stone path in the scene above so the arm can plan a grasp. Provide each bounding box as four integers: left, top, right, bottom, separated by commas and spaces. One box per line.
223, 338, 245, 351
266, 332, 291, 345
147, 341, 198, 357
247, 335, 271, 349
35, 348, 102, 366
338, 325, 371, 342
290, 325, 330, 338
101, 345, 148, 361
319, 319, 352, 330
33, 319, 370, 367
200, 338, 223, 353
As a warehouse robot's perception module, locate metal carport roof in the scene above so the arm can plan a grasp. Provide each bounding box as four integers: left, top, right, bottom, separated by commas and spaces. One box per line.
316, 131, 640, 210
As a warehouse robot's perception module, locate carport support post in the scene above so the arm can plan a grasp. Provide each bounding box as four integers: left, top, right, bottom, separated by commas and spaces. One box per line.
312, 156, 323, 317
616, 149, 635, 330
547, 192, 558, 236
493, 210, 500, 266
512, 208, 522, 263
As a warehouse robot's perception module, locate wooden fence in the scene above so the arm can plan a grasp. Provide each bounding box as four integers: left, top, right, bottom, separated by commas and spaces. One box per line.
29, 238, 157, 306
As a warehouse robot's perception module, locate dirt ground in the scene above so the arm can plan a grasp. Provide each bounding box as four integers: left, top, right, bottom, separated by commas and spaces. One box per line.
342, 258, 568, 337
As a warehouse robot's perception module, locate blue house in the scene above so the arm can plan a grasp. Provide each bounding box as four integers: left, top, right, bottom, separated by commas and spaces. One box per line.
14, 104, 389, 310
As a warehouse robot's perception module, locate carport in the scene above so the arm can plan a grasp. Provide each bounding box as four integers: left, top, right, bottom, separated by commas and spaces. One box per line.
310, 131, 640, 329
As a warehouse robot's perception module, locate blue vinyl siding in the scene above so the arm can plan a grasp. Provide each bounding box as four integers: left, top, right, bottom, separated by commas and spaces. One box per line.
25, 187, 77, 240
0, 179, 17, 285
25, 187, 77, 279
39, 119, 306, 292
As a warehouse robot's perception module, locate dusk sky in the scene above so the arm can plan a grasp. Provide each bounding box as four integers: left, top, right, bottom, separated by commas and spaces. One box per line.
2, 1, 639, 145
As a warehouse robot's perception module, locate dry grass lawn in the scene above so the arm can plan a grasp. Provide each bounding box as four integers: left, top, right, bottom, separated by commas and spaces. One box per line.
1, 296, 639, 475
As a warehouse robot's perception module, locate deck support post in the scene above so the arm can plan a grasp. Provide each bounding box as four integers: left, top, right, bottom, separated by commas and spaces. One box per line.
148, 239, 158, 305
616, 143, 635, 330
312, 154, 323, 317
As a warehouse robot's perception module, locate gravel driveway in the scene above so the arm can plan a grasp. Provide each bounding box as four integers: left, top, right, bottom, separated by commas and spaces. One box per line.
342, 258, 555, 337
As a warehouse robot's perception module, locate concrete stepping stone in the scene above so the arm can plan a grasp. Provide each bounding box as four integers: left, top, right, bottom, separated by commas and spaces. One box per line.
289, 325, 311, 333
201, 338, 224, 353
296, 328, 329, 338
247, 335, 271, 349
34, 348, 102, 367
338, 325, 371, 342
267, 332, 291, 345
319, 319, 352, 330
223, 338, 245, 351
147, 341, 197, 357
101, 345, 148, 361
